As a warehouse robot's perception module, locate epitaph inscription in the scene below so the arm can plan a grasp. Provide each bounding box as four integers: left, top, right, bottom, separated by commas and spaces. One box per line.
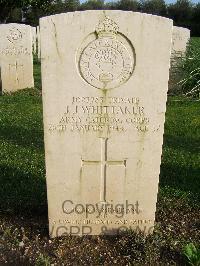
0, 27, 30, 56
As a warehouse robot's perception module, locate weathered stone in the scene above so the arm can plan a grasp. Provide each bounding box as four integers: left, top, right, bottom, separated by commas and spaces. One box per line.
171, 26, 190, 58
0, 23, 34, 93
40, 11, 173, 237
36, 26, 41, 59
31, 26, 37, 54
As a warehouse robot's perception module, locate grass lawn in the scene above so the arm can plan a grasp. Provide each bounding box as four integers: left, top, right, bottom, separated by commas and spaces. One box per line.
0, 57, 199, 265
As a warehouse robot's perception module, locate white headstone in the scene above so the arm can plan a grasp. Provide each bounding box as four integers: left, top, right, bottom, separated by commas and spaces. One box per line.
36, 26, 41, 59
31, 26, 37, 54
171, 26, 190, 58
0, 23, 34, 93
40, 11, 173, 237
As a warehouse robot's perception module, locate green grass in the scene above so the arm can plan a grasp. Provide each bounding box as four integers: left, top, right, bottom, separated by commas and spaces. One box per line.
183, 243, 200, 266
160, 96, 200, 204
0, 88, 46, 214
33, 56, 42, 89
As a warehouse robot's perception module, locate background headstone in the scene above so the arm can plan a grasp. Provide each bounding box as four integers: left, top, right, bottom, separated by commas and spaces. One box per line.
0, 65, 2, 95
169, 26, 190, 93
36, 26, 41, 59
31, 26, 37, 55
171, 26, 190, 61
0, 23, 34, 93
40, 11, 173, 237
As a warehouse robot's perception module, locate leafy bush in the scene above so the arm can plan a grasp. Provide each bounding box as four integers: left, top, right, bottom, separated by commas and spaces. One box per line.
178, 38, 200, 97
183, 243, 200, 266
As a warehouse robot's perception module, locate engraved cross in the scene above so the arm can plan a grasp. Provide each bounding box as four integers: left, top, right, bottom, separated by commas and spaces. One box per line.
9, 61, 23, 84
81, 138, 126, 203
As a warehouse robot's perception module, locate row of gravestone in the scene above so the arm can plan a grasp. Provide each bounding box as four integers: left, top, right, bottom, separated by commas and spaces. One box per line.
0, 19, 190, 95
31, 26, 41, 58
0, 24, 40, 93
0, 11, 191, 237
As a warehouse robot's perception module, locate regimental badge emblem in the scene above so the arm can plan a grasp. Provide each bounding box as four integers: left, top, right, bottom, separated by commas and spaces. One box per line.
78, 16, 135, 90
7, 27, 23, 44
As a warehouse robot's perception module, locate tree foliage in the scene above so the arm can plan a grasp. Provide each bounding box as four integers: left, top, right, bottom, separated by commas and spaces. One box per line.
0, 0, 199, 36
141, 0, 167, 16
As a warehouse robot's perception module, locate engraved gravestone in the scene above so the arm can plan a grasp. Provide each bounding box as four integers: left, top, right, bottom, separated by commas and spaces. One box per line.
0, 23, 34, 93
40, 11, 173, 237
31, 26, 37, 55
171, 26, 190, 59
169, 26, 190, 91
36, 26, 41, 59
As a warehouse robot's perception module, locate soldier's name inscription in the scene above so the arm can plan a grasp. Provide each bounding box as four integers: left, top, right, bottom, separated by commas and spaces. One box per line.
48, 96, 149, 133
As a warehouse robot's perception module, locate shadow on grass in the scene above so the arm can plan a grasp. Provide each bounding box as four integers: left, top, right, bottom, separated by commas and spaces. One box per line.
0, 124, 44, 150
164, 134, 200, 154
0, 163, 47, 215
160, 162, 200, 203
33, 57, 41, 89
